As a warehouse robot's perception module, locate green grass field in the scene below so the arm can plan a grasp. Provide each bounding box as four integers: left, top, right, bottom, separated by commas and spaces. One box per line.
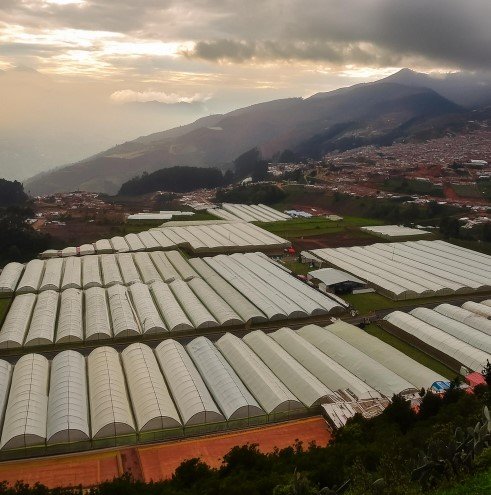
256, 216, 382, 239
433, 467, 491, 495
364, 323, 456, 379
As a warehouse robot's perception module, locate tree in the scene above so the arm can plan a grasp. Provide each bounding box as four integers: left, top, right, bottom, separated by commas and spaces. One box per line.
234, 147, 268, 180
483, 360, 491, 387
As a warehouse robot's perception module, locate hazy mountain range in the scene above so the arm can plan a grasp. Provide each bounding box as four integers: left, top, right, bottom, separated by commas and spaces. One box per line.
25, 69, 491, 195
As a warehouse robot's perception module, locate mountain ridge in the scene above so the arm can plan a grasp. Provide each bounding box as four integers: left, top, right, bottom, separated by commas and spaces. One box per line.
24, 72, 476, 195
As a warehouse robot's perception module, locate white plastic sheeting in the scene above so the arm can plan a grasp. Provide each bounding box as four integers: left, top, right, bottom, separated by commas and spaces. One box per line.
188, 278, 243, 326
129, 282, 167, 334
165, 251, 198, 281
61, 257, 82, 290
270, 328, 381, 400
124, 233, 146, 252
62, 247, 77, 258
462, 301, 491, 318
88, 347, 135, 438
0, 263, 23, 293
138, 231, 161, 251
79, 244, 95, 256
155, 340, 224, 425
298, 325, 416, 397
94, 239, 113, 254
189, 258, 266, 323
434, 303, 491, 337
82, 255, 102, 289
150, 281, 193, 333
110, 236, 130, 253
0, 293, 36, 348
25, 290, 59, 347
17, 259, 44, 294
384, 311, 491, 372
0, 354, 49, 450
187, 337, 263, 419
134, 252, 162, 285
47, 351, 90, 444
149, 252, 181, 282
243, 331, 334, 407
325, 320, 446, 388
121, 343, 181, 431
170, 280, 218, 329
56, 288, 84, 343
117, 253, 142, 285
38, 258, 63, 292
0, 360, 12, 433
107, 285, 140, 338
311, 240, 491, 300
410, 307, 491, 354
216, 333, 303, 414
100, 254, 123, 287
85, 287, 112, 341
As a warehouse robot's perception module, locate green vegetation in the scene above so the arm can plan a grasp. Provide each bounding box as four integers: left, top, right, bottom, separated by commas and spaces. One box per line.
215, 183, 286, 205
257, 216, 382, 239
0, 179, 28, 207
282, 261, 311, 275
119, 166, 228, 195
0, 180, 51, 266
382, 178, 444, 197
2, 388, 490, 494
364, 323, 456, 379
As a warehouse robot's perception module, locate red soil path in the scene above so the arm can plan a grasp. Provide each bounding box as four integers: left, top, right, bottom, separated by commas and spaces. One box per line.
139, 416, 331, 482
0, 417, 331, 489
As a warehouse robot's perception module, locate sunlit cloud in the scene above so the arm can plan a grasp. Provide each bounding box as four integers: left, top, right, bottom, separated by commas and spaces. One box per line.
110, 89, 211, 104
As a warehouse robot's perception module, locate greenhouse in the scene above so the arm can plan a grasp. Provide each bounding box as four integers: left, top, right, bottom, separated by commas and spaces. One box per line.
434, 303, 491, 336
47, 350, 90, 444
243, 331, 335, 407
187, 337, 264, 420
17, 259, 44, 294
298, 325, 417, 397
121, 343, 181, 431
82, 255, 102, 289
87, 347, 135, 438
409, 307, 491, 354
0, 262, 23, 294
155, 340, 224, 425
0, 354, 49, 449
84, 287, 112, 341
324, 320, 446, 388
61, 257, 82, 290
107, 285, 140, 338
0, 293, 36, 348
383, 311, 491, 372
24, 290, 59, 347
215, 333, 304, 414
462, 301, 491, 318
56, 288, 84, 343
270, 328, 381, 400
129, 282, 167, 334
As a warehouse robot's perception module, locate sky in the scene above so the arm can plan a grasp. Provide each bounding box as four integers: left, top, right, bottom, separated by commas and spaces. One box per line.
1, 0, 490, 180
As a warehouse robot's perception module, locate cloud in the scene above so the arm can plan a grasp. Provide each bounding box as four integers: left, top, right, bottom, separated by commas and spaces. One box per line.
110, 89, 211, 104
